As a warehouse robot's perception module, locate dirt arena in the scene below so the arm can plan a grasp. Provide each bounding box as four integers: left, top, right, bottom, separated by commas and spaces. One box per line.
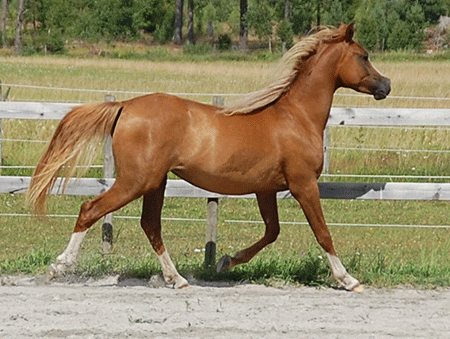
1, 275, 449, 338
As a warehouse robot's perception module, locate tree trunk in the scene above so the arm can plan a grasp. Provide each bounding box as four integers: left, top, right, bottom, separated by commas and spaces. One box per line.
316, 0, 321, 26
207, 21, 213, 37
1, 0, 7, 48
284, 0, 291, 20
173, 0, 184, 44
282, 0, 291, 52
14, 0, 25, 55
239, 0, 248, 51
187, 0, 195, 44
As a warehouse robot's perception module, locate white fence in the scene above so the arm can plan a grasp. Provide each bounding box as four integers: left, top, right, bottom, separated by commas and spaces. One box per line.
1, 100, 450, 264
2, 101, 450, 200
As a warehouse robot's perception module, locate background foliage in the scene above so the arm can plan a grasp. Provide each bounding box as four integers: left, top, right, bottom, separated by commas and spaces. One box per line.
1, 0, 450, 53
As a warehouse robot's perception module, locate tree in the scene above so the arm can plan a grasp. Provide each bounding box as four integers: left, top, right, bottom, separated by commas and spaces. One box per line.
31, 0, 72, 53
387, 16, 411, 50
14, 0, 25, 55
239, 0, 248, 51
173, 0, 184, 44
404, 1, 427, 49
133, 0, 168, 33
323, 0, 345, 26
284, 0, 291, 20
315, 0, 321, 26
1, 0, 7, 48
290, 0, 315, 35
92, 0, 136, 39
247, 0, 274, 45
418, 0, 450, 23
133, 0, 175, 43
354, 0, 389, 51
277, 19, 293, 50
187, 0, 195, 44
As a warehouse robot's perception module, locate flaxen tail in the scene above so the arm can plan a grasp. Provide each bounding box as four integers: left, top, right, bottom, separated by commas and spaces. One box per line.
26, 101, 123, 215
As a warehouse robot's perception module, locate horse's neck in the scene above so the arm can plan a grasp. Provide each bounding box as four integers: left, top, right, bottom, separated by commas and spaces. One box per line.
282, 49, 339, 132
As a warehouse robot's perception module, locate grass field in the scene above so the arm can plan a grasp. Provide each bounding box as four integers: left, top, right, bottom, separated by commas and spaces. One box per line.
0, 52, 449, 287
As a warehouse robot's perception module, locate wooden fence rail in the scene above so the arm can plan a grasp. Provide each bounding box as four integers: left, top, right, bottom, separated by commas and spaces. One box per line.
3, 176, 450, 200
2, 101, 450, 125
1, 99, 450, 266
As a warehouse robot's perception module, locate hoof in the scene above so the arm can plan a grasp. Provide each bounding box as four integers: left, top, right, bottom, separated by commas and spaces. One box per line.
216, 254, 232, 273
352, 284, 364, 293
174, 276, 190, 289
337, 272, 361, 292
48, 263, 62, 279
165, 274, 189, 289
176, 283, 190, 290
48, 262, 71, 279
48, 266, 57, 280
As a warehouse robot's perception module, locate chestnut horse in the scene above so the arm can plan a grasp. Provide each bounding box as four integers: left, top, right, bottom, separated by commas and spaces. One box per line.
26, 23, 390, 291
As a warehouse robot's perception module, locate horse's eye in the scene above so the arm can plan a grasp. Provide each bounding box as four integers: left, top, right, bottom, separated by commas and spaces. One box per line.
361, 54, 369, 61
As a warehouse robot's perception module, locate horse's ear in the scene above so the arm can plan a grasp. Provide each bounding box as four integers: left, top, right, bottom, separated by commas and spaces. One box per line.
344, 22, 355, 42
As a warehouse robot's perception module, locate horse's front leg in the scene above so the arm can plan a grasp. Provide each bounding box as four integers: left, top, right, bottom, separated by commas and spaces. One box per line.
217, 191, 280, 272
290, 179, 362, 292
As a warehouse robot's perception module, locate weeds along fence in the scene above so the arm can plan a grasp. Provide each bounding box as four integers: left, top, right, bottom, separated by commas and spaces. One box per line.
1, 92, 450, 266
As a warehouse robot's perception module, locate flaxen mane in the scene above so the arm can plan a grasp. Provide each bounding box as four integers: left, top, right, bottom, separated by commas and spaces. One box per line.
220, 26, 347, 115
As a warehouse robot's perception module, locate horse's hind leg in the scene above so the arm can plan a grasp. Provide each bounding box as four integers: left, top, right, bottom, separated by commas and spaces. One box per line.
140, 178, 188, 289
49, 182, 143, 278
217, 191, 280, 272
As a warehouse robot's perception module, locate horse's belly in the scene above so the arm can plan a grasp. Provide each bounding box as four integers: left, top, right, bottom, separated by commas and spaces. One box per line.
172, 169, 287, 195
172, 141, 287, 194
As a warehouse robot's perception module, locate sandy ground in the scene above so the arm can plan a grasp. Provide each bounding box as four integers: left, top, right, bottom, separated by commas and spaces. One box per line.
0, 275, 449, 339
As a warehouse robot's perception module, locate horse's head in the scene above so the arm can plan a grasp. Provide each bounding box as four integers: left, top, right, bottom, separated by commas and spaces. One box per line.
334, 23, 391, 100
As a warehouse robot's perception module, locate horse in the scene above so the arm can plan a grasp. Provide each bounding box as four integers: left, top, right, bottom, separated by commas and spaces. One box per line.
26, 23, 390, 291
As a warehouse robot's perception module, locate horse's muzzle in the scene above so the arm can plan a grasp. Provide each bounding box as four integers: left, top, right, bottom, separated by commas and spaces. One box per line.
373, 77, 391, 100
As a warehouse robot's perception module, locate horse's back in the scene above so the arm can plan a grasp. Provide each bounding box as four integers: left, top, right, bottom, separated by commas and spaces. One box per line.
121, 93, 217, 119
114, 92, 219, 150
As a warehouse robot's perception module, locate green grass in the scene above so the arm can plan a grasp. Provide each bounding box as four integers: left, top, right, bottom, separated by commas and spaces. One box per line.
324, 126, 450, 182
0, 247, 55, 275
1, 194, 449, 287
1, 54, 450, 287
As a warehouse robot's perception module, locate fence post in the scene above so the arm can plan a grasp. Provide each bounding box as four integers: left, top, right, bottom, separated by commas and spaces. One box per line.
102, 95, 116, 253
323, 126, 330, 181
0, 80, 11, 174
205, 197, 219, 268
212, 95, 224, 107
204, 95, 225, 268
0, 80, 3, 174
0, 108, 2, 175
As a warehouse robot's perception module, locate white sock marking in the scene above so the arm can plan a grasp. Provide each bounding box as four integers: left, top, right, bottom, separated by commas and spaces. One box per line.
56, 230, 88, 267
